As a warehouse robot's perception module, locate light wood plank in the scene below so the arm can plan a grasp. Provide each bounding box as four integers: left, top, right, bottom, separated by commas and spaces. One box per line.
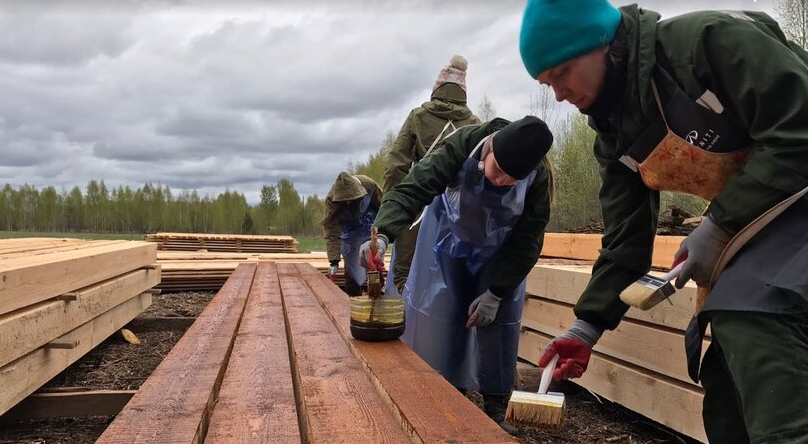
0, 268, 160, 367
0, 293, 151, 416
95, 264, 255, 444
277, 262, 410, 444
0, 242, 157, 316
542, 233, 685, 269
518, 328, 706, 442
206, 262, 300, 443
298, 264, 515, 444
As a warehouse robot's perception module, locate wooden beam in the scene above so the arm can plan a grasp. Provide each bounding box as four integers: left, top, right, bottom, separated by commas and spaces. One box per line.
526, 264, 699, 332
45, 339, 80, 349
0, 293, 152, 416
298, 264, 515, 444
541, 233, 686, 269
0, 268, 160, 368
0, 241, 157, 316
1, 390, 135, 421
277, 262, 410, 443
206, 262, 300, 443
95, 264, 255, 444
518, 328, 706, 442
522, 296, 707, 386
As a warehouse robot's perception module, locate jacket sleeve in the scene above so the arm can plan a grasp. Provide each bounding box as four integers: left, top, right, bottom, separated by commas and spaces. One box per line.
573, 136, 660, 330
374, 131, 468, 242
487, 164, 551, 298
383, 112, 416, 193
694, 16, 808, 232
321, 197, 343, 263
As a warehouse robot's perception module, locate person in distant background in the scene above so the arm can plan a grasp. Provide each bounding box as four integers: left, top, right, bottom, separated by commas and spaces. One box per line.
321, 172, 382, 296
383, 55, 481, 296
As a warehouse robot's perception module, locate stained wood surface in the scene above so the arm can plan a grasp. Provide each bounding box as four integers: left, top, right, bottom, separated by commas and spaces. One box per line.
206, 262, 300, 444
0, 293, 151, 416
95, 264, 255, 444
0, 241, 157, 315
0, 268, 160, 368
518, 328, 706, 442
297, 264, 516, 444
277, 262, 409, 443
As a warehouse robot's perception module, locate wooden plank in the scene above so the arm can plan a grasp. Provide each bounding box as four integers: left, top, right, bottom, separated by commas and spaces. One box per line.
518, 328, 706, 442
0, 241, 157, 316
0, 239, 126, 260
0, 293, 151, 416
277, 262, 410, 444
206, 262, 300, 443
95, 264, 255, 444
526, 264, 699, 331
0, 268, 161, 368
541, 233, 685, 269
522, 296, 707, 386
1, 390, 135, 421
297, 264, 515, 444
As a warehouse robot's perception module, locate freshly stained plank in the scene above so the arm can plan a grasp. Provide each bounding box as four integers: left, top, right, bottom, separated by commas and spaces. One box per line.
95, 264, 256, 444
526, 264, 699, 331
298, 264, 515, 444
518, 328, 706, 443
277, 262, 409, 444
541, 233, 685, 269
0, 241, 157, 316
0, 293, 151, 416
522, 296, 707, 386
206, 262, 300, 443
1, 390, 135, 421
0, 268, 160, 367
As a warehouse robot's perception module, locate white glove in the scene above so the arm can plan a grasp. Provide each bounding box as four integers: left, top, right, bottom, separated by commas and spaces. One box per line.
675, 215, 732, 288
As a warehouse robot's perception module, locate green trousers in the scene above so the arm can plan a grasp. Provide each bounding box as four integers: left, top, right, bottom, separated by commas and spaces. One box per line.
392, 224, 419, 294
700, 309, 808, 443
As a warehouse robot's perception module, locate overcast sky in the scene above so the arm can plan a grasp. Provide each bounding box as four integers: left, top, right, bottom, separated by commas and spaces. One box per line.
0, 0, 775, 203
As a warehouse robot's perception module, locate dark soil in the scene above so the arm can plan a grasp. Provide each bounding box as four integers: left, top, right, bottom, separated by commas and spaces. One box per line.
0, 290, 701, 444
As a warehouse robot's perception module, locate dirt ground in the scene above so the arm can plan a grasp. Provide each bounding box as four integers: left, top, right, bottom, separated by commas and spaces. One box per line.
0, 290, 700, 444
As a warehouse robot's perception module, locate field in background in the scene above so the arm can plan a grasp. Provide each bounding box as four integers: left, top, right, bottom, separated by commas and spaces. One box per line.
295, 235, 325, 253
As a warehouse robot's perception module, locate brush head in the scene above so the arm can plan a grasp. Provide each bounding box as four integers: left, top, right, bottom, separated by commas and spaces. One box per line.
619, 277, 675, 310
505, 390, 565, 428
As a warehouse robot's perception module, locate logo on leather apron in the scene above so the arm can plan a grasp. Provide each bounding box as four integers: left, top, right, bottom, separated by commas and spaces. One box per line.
686, 130, 698, 144
686, 128, 721, 151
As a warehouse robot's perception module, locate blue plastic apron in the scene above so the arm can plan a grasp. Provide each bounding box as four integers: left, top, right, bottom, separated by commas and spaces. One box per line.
384, 245, 401, 297
341, 193, 376, 287
401, 136, 535, 393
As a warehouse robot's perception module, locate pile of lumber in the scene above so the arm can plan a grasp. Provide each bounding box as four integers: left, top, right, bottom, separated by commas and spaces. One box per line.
0, 238, 159, 417
523, 234, 707, 442
144, 232, 298, 253
97, 262, 513, 443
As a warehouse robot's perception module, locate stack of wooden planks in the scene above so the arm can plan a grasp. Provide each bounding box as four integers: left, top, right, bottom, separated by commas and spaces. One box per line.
0, 238, 159, 417
96, 262, 514, 443
522, 234, 707, 442
144, 232, 298, 253
154, 251, 379, 292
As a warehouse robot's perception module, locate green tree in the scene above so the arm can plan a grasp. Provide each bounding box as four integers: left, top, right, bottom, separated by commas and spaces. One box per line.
276, 179, 304, 235
347, 130, 395, 186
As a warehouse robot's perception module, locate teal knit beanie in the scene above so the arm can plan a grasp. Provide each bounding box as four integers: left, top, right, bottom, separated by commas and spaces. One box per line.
520, 0, 621, 78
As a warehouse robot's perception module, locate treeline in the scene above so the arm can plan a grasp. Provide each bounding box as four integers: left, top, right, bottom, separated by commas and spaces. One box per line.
1, 115, 705, 237
0, 179, 325, 236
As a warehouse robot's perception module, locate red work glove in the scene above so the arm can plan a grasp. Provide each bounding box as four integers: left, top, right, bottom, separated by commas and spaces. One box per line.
538, 319, 603, 381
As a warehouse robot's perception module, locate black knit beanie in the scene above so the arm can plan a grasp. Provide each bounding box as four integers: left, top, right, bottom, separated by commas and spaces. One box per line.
491, 116, 553, 180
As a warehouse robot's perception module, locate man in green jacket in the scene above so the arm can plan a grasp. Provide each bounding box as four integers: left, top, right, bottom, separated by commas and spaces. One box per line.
362, 116, 553, 434
383, 55, 481, 295
519, 1, 808, 442
321, 172, 383, 296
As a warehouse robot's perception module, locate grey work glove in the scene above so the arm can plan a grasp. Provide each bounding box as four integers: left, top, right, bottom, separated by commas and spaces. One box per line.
359, 233, 389, 268
466, 289, 502, 328
539, 319, 604, 381
674, 215, 732, 288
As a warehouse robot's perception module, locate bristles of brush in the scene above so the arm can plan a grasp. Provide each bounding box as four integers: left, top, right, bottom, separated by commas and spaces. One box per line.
619, 281, 666, 310
505, 391, 565, 428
